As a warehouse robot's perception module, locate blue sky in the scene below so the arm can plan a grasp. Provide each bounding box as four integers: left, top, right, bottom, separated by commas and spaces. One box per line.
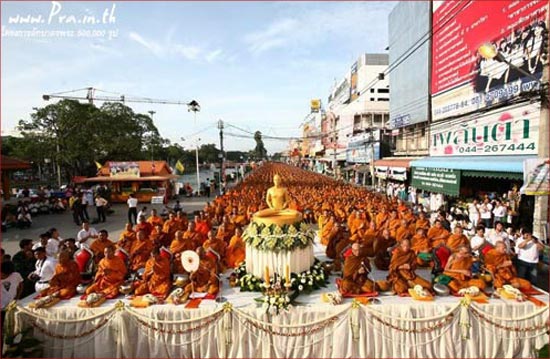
1, 1, 395, 153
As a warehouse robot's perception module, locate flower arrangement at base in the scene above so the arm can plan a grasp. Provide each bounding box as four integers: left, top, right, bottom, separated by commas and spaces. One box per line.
235, 259, 328, 294
243, 222, 315, 252
254, 280, 300, 315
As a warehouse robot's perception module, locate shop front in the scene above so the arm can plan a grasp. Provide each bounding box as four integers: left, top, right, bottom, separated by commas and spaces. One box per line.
374, 157, 418, 191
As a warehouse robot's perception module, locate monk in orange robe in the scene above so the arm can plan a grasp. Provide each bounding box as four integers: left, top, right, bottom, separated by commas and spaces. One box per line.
151, 224, 171, 248
348, 211, 366, 241
171, 230, 199, 273
194, 214, 211, 238
395, 219, 412, 242
163, 213, 179, 240
360, 221, 378, 257
326, 222, 350, 271
387, 210, 401, 237
318, 210, 331, 245
129, 230, 154, 271
203, 230, 227, 270
230, 207, 247, 227
373, 229, 396, 270
415, 212, 430, 232
39, 250, 80, 299
135, 215, 153, 237
320, 215, 336, 246
215, 222, 232, 243
90, 230, 115, 264
182, 248, 219, 298
446, 225, 470, 253
443, 245, 486, 293
86, 246, 127, 298
375, 208, 389, 230
147, 209, 164, 227
411, 227, 431, 266
174, 211, 189, 232
134, 247, 172, 299
341, 242, 375, 294
376, 238, 432, 295
484, 241, 532, 290
226, 227, 245, 268
427, 220, 450, 248
117, 223, 136, 253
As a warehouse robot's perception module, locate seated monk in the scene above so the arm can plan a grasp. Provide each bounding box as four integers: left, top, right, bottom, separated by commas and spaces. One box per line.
359, 221, 378, 257
427, 220, 450, 248
170, 230, 198, 274
203, 230, 227, 271
443, 245, 485, 293
411, 227, 431, 266
147, 209, 164, 227
349, 211, 367, 242
90, 230, 115, 264
376, 238, 432, 295
174, 211, 189, 232
395, 219, 412, 242
226, 227, 245, 268
230, 207, 247, 227
129, 230, 154, 272
194, 214, 211, 239
151, 224, 171, 248
326, 222, 346, 261
373, 229, 396, 270
134, 247, 172, 299
117, 223, 136, 253
446, 225, 470, 253
318, 209, 330, 244
135, 215, 153, 237
320, 215, 337, 246
341, 242, 375, 294
387, 210, 401, 238
484, 241, 532, 290
39, 250, 80, 299
86, 246, 127, 298
182, 248, 220, 299
414, 212, 430, 232
215, 222, 232, 243
163, 213, 179, 239
375, 207, 389, 229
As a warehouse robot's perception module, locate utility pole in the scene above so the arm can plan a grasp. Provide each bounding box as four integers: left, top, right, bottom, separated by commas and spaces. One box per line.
149, 111, 156, 173
218, 119, 225, 194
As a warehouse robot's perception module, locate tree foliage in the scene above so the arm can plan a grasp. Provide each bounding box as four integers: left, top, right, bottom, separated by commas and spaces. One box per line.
252, 131, 267, 160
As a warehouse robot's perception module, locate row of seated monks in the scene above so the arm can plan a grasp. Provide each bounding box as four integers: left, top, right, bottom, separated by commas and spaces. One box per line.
38, 162, 532, 302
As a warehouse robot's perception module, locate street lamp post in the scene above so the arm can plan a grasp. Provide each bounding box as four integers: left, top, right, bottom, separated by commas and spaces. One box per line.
187, 101, 201, 196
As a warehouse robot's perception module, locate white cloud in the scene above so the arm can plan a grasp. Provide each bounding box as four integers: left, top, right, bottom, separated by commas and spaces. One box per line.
174, 45, 202, 60
205, 49, 223, 63
128, 31, 164, 57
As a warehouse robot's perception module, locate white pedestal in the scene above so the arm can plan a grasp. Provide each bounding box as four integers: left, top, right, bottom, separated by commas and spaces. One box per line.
245, 245, 314, 278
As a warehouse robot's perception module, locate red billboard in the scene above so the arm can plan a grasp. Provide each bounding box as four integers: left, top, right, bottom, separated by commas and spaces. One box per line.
432, 0, 548, 121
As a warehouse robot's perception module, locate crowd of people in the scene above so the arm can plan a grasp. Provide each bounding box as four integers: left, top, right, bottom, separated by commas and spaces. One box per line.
0, 162, 546, 313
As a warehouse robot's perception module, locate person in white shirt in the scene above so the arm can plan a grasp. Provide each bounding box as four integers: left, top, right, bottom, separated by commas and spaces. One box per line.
77, 221, 98, 248
468, 199, 480, 228
515, 230, 544, 285
492, 200, 506, 224
1, 261, 23, 309
470, 226, 487, 257
95, 195, 108, 223
479, 198, 493, 229
29, 247, 57, 293
487, 221, 511, 253
81, 190, 90, 221
46, 227, 63, 259
137, 206, 148, 223
127, 194, 138, 225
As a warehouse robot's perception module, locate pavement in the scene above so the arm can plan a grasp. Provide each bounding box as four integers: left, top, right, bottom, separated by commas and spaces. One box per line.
1, 195, 210, 257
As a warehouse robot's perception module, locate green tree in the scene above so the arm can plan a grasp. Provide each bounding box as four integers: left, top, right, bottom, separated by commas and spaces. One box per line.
252, 131, 267, 160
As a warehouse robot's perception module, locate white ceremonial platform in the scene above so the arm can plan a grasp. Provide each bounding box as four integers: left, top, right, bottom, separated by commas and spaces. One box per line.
7, 243, 549, 358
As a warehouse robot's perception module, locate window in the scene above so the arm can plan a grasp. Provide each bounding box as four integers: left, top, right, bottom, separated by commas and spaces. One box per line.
377, 98, 389, 101
370, 98, 375, 101
377, 88, 389, 93
370, 89, 375, 93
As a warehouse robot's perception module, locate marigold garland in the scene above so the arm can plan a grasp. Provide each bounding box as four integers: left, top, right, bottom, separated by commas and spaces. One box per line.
241, 315, 339, 337
26, 313, 115, 339
130, 310, 224, 335
370, 313, 455, 334
470, 308, 550, 332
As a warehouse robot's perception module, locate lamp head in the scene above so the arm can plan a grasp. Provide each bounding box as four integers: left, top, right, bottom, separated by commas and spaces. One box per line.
478, 43, 505, 62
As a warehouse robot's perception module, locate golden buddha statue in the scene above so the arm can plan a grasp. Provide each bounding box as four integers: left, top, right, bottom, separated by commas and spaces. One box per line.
252, 174, 302, 226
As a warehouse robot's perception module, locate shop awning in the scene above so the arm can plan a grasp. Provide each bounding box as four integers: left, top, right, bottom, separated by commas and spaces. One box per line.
410, 155, 535, 178
83, 175, 178, 182
374, 158, 418, 168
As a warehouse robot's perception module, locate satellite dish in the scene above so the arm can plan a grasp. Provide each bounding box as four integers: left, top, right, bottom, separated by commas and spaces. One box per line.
181, 250, 200, 272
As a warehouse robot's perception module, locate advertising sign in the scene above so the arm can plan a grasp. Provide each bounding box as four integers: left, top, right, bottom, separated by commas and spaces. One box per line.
310, 99, 321, 113
109, 162, 140, 178
430, 102, 539, 156
522, 158, 550, 195
350, 62, 359, 101
432, 0, 549, 121
346, 132, 381, 163
411, 167, 460, 196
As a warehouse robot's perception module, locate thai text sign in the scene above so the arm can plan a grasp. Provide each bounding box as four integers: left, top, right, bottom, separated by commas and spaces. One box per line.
430, 103, 539, 156
411, 167, 460, 196
109, 162, 140, 178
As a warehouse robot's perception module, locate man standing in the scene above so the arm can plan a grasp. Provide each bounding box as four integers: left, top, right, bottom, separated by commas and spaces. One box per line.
95, 195, 108, 223
127, 194, 138, 225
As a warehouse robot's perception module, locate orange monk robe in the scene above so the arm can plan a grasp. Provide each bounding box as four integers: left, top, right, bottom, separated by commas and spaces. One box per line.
403, 211, 416, 224
117, 230, 136, 253
231, 214, 247, 227
427, 227, 450, 248
215, 226, 232, 243
415, 218, 430, 231
446, 233, 470, 253
359, 228, 378, 257
377, 247, 432, 295
170, 236, 197, 274
134, 256, 172, 298
85, 256, 127, 298
397, 203, 408, 214
348, 218, 366, 238
135, 222, 153, 237
320, 220, 335, 246
203, 238, 227, 270
226, 234, 245, 268
318, 215, 329, 242
129, 239, 154, 271
195, 220, 210, 238
184, 261, 219, 295
388, 218, 401, 238
147, 215, 164, 228
174, 216, 189, 232
411, 234, 430, 253
40, 260, 81, 299
150, 228, 171, 248
341, 253, 374, 294
396, 226, 412, 242
443, 255, 485, 293
484, 249, 532, 290
90, 238, 115, 264
375, 212, 388, 229
163, 219, 179, 239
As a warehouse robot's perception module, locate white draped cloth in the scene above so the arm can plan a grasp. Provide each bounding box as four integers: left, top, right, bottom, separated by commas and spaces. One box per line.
245, 245, 314, 278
